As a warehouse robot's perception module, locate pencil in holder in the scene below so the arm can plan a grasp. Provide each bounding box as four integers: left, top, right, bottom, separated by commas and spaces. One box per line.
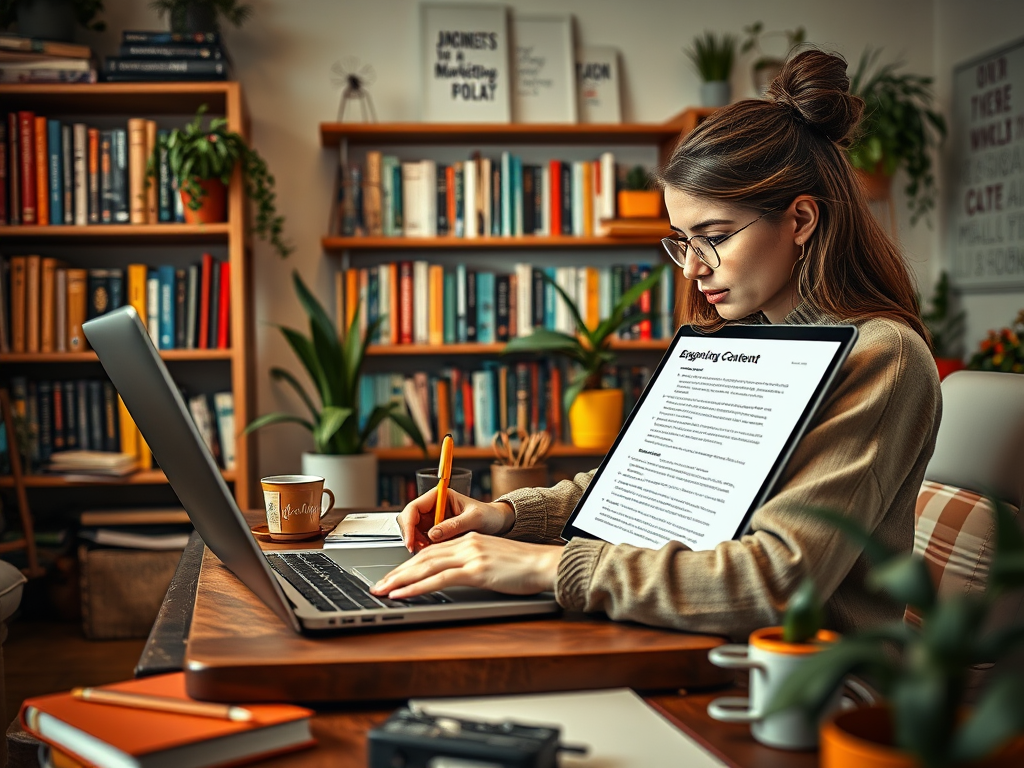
490, 463, 548, 499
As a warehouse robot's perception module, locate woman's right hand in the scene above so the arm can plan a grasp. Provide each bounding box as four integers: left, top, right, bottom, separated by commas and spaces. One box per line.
396, 488, 516, 553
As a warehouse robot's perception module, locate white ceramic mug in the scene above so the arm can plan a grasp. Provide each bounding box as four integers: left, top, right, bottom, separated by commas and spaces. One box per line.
706, 626, 841, 750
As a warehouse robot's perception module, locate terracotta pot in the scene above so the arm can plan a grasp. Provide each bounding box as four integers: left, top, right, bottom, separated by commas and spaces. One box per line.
490, 463, 548, 499
935, 357, 966, 381
180, 178, 227, 224
617, 190, 663, 219
568, 389, 623, 450
821, 706, 1024, 768
855, 166, 894, 202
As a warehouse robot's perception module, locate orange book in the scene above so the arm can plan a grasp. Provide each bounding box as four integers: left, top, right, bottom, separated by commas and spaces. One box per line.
20, 672, 314, 768
34, 116, 48, 226
549, 364, 563, 442
127, 118, 148, 224
428, 264, 444, 345
87, 127, 99, 224
126, 263, 148, 320
145, 119, 158, 223
40, 256, 64, 352
345, 267, 359, 334
9, 256, 28, 353
585, 266, 600, 331
65, 268, 89, 352
445, 164, 456, 235
25, 254, 41, 353
117, 395, 139, 465
581, 161, 594, 236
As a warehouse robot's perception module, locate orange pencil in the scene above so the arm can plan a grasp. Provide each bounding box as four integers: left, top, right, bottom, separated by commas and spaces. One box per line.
434, 434, 454, 527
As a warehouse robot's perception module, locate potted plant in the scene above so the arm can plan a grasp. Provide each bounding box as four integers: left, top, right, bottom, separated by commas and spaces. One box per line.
243, 271, 426, 508
740, 21, 805, 95
148, 104, 292, 259
966, 309, 1024, 374
149, 0, 251, 35
768, 506, 1024, 768
0, 0, 104, 42
684, 31, 737, 107
919, 271, 967, 380
617, 165, 662, 219
503, 265, 666, 449
847, 48, 947, 225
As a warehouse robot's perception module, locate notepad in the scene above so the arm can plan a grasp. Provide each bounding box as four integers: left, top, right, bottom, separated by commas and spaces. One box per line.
323, 511, 405, 549
410, 688, 725, 768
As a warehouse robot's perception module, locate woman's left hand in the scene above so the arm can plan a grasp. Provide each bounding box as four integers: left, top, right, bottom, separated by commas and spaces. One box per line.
370, 532, 562, 599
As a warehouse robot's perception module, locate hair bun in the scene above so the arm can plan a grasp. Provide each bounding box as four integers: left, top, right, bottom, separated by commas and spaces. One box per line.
766, 50, 864, 147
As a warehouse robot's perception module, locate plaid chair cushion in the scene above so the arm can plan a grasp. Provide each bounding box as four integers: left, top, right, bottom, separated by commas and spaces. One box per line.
905, 481, 1021, 627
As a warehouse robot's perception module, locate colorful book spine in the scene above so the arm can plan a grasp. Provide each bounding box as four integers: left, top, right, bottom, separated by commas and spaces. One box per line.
47, 119, 62, 224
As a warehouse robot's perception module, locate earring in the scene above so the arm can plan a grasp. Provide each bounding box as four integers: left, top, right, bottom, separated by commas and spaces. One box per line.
798, 242, 807, 261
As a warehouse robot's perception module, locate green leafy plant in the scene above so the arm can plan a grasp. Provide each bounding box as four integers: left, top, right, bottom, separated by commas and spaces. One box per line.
503, 265, 667, 412
740, 21, 805, 73
782, 577, 825, 644
148, 105, 291, 258
243, 271, 426, 455
848, 48, 947, 226
684, 31, 737, 83
0, 0, 105, 31
769, 505, 1024, 767
149, 0, 252, 30
623, 165, 652, 191
919, 271, 966, 359
967, 310, 1024, 374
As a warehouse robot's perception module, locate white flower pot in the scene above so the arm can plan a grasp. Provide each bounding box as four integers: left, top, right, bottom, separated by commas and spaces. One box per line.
301, 452, 378, 510
700, 81, 731, 107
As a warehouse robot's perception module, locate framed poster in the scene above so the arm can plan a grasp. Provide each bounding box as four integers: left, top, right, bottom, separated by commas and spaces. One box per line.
948, 36, 1024, 290
577, 45, 622, 123
511, 14, 577, 124
421, 3, 511, 123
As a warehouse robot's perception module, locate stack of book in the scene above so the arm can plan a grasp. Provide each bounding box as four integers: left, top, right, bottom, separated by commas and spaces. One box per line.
47, 450, 137, 477
103, 30, 230, 82
0, 34, 96, 84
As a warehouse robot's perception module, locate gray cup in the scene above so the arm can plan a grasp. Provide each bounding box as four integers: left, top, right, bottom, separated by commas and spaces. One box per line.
415, 467, 472, 497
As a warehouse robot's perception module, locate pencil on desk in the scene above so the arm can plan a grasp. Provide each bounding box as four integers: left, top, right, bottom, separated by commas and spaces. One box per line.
71, 687, 254, 722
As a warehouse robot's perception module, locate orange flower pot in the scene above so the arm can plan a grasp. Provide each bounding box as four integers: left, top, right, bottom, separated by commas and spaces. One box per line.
617, 190, 663, 219
180, 178, 227, 224
821, 706, 1024, 768
855, 167, 893, 202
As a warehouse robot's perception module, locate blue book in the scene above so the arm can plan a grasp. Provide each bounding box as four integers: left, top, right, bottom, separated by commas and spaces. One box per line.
455, 264, 468, 343
475, 271, 495, 344
47, 119, 63, 225
107, 268, 124, 310
500, 151, 512, 236
367, 266, 380, 343
511, 156, 523, 236
158, 265, 176, 349
358, 376, 376, 445
443, 271, 457, 344
157, 129, 172, 222
543, 267, 557, 330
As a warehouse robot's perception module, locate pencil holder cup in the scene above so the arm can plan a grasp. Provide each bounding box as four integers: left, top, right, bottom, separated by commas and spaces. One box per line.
490, 463, 548, 499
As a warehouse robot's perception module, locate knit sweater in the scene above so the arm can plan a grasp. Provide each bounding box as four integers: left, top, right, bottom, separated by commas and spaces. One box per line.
498, 304, 942, 641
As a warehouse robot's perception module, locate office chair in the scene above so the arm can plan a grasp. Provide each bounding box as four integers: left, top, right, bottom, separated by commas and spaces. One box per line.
906, 370, 1024, 698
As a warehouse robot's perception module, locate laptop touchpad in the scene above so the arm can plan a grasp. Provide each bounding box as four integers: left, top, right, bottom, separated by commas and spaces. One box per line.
352, 565, 526, 603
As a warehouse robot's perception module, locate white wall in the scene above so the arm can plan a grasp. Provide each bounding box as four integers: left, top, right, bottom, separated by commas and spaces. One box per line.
933, 1, 1024, 356
82, 0, 941, 480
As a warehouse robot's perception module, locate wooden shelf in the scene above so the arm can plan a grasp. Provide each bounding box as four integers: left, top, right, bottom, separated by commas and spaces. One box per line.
0, 349, 233, 363
0, 82, 239, 115
369, 444, 604, 461
322, 234, 665, 251
0, 469, 236, 489
365, 339, 670, 356
0, 222, 230, 243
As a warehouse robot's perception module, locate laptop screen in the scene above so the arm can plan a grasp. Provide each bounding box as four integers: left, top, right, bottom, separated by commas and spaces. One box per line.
561, 323, 858, 551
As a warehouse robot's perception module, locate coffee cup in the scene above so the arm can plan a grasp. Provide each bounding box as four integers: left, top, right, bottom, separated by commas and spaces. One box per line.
260, 474, 335, 540
706, 626, 841, 750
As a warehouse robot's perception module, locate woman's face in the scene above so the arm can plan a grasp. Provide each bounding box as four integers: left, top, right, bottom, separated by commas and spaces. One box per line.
664, 188, 807, 324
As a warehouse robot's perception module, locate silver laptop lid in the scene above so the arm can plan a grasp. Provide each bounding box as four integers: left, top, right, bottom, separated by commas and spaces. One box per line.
83, 306, 302, 632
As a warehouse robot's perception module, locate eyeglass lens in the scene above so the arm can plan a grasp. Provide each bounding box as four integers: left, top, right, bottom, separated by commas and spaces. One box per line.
662, 236, 720, 269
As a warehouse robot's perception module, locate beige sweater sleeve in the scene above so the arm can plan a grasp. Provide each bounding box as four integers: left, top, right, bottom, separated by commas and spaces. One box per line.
500, 318, 940, 639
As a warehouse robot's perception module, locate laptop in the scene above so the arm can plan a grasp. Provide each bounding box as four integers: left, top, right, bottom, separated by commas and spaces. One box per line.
561, 322, 858, 551
82, 306, 559, 634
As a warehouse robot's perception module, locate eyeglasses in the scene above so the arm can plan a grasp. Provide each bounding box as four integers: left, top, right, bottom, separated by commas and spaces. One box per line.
661, 213, 769, 270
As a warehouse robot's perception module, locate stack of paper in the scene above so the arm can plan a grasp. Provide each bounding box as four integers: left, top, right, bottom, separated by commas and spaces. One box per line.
48, 451, 137, 476
323, 511, 405, 549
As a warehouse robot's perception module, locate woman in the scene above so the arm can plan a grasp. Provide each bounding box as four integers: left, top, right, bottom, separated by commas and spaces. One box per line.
371, 50, 941, 640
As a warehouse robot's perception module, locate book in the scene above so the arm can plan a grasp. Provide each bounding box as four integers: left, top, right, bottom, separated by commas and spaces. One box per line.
47, 118, 62, 224
121, 31, 220, 44
61, 124, 72, 223
79, 507, 189, 526
157, 264, 175, 349
144, 120, 157, 222
127, 118, 147, 223
118, 44, 225, 60
212, 391, 236, 472
216, 260, 230, 348
40, 257, 63, 352
72, 122, 87, 225
7, 112, 20, 225
25, 254, 41, 352
87, 127, 99, 223
18, 111, 36, 224
103, 58, 229, 79
34, 115, 48, 226
0, 34, 92, 60
20, 672, 314, 768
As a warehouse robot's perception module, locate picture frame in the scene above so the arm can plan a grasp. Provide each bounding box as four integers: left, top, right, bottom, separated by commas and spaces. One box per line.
947, 35, 1024, 290
420, 3, 512, 123
577, 45, 622, 124
511, 14, 577, 124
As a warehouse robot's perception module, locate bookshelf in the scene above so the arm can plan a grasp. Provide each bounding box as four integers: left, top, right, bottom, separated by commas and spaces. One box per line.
319, 109, 712, 493
0, 82, 257, 511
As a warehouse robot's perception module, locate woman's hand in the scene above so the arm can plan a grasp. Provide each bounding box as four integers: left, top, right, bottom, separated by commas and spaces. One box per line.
370, 533, 562, 598
396, 487, 516, 553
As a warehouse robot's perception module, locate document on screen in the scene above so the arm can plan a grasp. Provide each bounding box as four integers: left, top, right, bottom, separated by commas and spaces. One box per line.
563, 327, 854, 552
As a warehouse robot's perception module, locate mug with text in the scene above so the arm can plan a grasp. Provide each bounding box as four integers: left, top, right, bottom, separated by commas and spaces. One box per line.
260, 474, 335, 539
706, 626, 841, 750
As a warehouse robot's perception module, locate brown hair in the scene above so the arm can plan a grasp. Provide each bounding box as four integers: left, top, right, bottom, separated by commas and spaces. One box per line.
656, 49, 929, 344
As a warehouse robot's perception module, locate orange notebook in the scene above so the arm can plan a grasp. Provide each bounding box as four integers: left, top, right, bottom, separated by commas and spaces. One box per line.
20, 672, 315, 768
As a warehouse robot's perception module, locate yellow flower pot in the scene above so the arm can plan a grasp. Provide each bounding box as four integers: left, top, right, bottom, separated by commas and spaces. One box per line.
568, 389, 624, 450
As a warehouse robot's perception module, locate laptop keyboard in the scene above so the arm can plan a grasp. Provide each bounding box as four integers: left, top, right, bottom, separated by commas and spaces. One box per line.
266, 552, 449, 613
